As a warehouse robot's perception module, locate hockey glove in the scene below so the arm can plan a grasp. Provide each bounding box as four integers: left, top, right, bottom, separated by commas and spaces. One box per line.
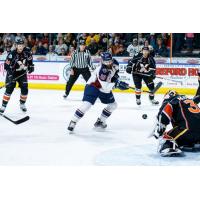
115, 80, 129, 90
28, 65, 34, 74
126, 66, 133, 74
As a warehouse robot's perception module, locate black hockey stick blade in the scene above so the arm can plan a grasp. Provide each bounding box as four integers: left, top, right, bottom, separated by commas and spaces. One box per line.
2, 115, 30, 125
129, 86, 151, 93
0, 85, 5, 90
152, 81, 163, 94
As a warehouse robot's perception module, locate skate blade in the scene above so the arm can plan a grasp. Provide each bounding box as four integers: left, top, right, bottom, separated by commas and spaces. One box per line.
93, 127, 107, 132
161, 151, 184, 157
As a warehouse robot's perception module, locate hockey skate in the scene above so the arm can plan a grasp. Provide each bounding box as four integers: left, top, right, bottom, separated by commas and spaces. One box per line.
94, 118, 107, 129
0, 105, 6, 114
136, 99, 141, 105
158, 139, 182, 157
20, 103, 27, 112
150, 99, 159, 105
63, 93, 68, 99
68, 120, 76, 132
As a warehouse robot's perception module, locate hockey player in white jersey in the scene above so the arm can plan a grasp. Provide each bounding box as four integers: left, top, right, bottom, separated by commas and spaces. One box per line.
67, 52, 129, 132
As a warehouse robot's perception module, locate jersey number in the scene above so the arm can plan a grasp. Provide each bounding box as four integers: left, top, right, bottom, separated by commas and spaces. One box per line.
184, 99, 200, 114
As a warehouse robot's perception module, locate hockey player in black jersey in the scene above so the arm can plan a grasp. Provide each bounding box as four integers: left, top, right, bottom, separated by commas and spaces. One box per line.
193, 68, 200, 104
0, 36, 34, 113
126, 47, 159, 105
155, 90, 200, 157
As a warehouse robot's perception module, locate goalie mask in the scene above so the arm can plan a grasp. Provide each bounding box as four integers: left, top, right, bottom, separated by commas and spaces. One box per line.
164, 90, 179, 101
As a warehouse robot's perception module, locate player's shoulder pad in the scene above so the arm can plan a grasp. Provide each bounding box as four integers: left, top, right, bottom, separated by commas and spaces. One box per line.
7, 50, 16, 59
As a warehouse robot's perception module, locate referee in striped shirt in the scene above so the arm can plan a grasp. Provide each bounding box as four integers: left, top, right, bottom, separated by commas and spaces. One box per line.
63, 39, 94, 98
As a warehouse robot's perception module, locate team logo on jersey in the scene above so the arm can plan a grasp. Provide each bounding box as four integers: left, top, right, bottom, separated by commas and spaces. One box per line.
63, 63, 71, 82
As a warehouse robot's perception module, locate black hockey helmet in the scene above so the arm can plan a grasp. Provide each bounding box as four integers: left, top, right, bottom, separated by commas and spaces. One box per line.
15, 36, 24, 45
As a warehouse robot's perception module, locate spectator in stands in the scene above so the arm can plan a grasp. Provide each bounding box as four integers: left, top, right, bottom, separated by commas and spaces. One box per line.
43, 43, 49, 53
36, 41, 48, 55
3, 33, 15, 44
162, 33, 171, 49
71, 39, 77, 49
112, 40, 121, 55
27, 34, 35, 49
0, 36, 4, 54
31, 44, 37, 55
127, 38, 140, 57
41, 33, 49, 44
64, 33, 76, 46
185, 33, 194, 52
86, 33, 100, 46
98, 36, 108, 52
154, 38, 168, 57
87, 38, 99, 55
149, 33, 156, 49
173, 33, 184, 53
55, 38, 68, 55
138, 33, 145, 44
46, 45, 58, 60
60, 48, 66, 56
57, 33, 63, 42
144, 40, 155, 57
67, 46, 75, 56
115, 43, 129, 56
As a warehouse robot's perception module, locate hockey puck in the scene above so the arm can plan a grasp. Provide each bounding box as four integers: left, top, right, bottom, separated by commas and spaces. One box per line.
142, 114, 147, 119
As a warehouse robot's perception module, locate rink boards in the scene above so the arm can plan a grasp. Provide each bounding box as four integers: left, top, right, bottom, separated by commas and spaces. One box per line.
0, 58, 199, 95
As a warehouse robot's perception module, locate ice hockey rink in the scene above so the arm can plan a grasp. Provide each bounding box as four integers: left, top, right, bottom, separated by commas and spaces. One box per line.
0, 88, 200, 166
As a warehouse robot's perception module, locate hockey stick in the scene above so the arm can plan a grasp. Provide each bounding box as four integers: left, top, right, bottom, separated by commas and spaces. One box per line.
0, 71, 28, 90
129, 81, 163, 94
0, 113, 30, 125
133, 72, 183, 85
147, 119, 159, 139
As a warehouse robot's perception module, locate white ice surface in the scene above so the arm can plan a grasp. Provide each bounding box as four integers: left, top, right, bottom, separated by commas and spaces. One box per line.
0, 88, 199, 166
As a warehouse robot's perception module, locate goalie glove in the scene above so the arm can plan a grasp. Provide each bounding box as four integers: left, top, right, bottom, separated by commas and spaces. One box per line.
156, 122, 166, 137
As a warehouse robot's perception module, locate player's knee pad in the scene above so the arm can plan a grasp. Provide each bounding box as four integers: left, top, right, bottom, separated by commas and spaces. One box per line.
79, 101, 92, 113
107, 101, 117, 112
5, 83, 15, 95
21, 82, 28, 95
147, 82, 155, 91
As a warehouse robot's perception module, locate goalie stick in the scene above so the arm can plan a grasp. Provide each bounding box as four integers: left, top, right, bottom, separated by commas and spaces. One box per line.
0, 113, 30, 125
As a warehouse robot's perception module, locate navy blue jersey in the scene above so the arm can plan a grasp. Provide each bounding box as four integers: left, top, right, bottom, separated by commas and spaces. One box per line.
4, 47, 33, 76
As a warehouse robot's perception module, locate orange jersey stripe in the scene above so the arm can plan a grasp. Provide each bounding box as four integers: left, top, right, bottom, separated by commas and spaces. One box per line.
3, 95, 10, 101
135, 91, 141, 95
163, 103, 173, 119
20, 95, 27, 100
